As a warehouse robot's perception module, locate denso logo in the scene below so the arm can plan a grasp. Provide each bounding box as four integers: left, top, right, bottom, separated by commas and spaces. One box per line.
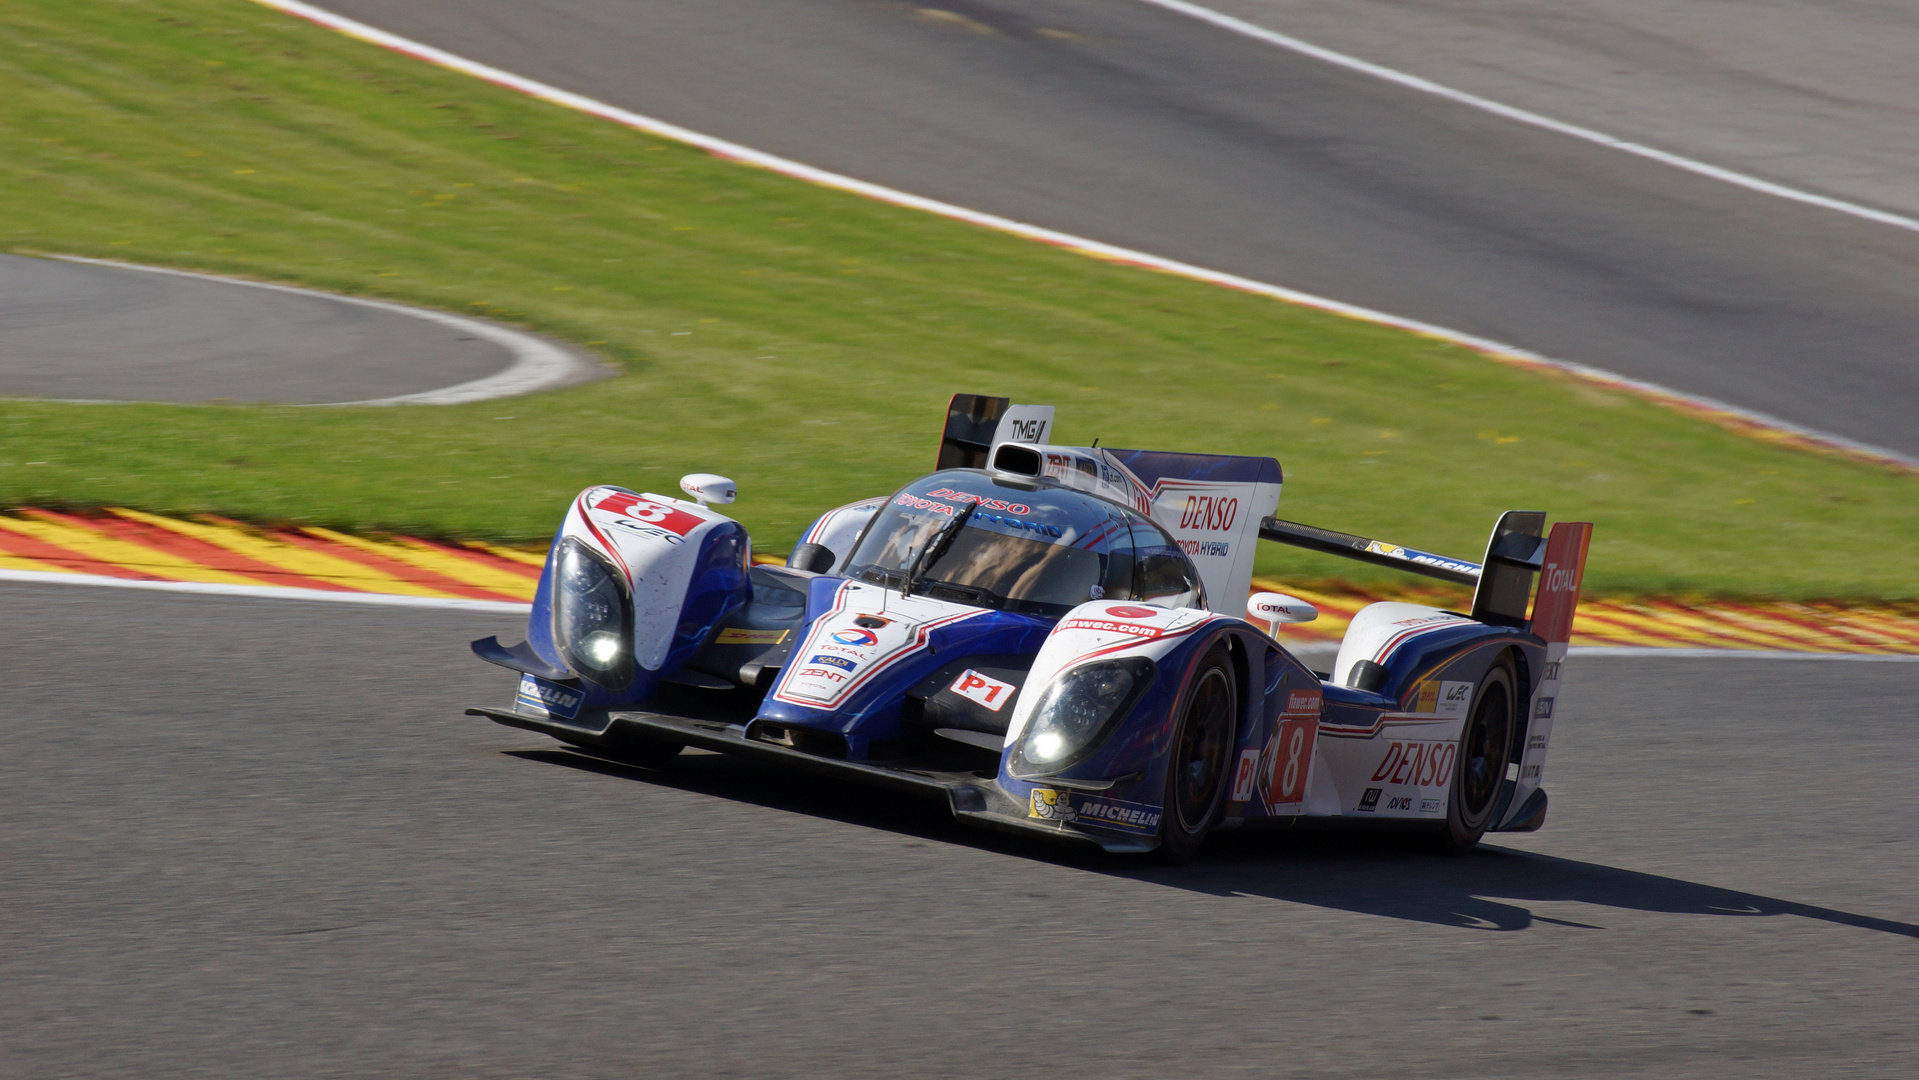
925, 489, 1031, 515
1178, 494, 1239, 532
1370, 740, 1457, 787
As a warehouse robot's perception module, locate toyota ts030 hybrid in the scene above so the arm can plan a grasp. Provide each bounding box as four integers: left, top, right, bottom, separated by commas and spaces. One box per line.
468, 394, 1593, 860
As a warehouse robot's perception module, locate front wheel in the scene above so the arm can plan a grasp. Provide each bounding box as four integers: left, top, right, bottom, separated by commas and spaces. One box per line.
1434, 655, 1517, 854
1154, 644, 1238, 863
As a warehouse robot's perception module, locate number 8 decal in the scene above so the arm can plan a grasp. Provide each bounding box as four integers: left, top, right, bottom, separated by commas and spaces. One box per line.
1266, 716, 1317, 806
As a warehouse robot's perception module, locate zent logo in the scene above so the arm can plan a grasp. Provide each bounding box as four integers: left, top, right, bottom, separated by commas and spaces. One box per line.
829, 627, 880, 647
1104, 605, 1159, 619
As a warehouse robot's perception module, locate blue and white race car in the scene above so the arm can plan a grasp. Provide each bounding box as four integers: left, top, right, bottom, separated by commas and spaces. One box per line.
469, 394, 1593, 860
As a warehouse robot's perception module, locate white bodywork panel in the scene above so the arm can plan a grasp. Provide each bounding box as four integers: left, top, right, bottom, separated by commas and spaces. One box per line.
566, 487, 738, 672
770, 581, 987, 712
1332, 602, 1477, 687
1004, 601, 1217, 745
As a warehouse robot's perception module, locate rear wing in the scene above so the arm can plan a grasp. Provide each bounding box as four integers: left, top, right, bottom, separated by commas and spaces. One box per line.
935, 394, 1055, 469
1260, 512, 1592, 634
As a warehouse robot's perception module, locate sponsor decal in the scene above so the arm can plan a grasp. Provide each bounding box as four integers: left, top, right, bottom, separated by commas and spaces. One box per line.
716, 627, 787, 646
1387, 794, 1416, 811
1027, 789, 1164, 835
925, 489, 1032, 516
950, 669, 1016, 712
1419, 798, 1443, 814
1357, 787, 1382, 812
1369, 740, 1458, 788
1285, 688, 1323, 716
1414, 680, 1475, 717
830, 627, 880, 647
1231, 749, 1260, 802
1058, 618, 1160, 637
1521, 764, 1541, 780
517, 675, 583, 720
1178, 494, 1239, 532
1004, 417, 1048, 443
1534, 697, 1555, 720
894, 493, 956, 516
1264, 716, 1317, 807
1178, 539, 1231, 557
1105, 605, 1160, 619
1071, 795, 1163, 836
807, 654, 858, 672
795, 664, 851, 683
594, 492, 704, 537
1527, 735, 1549, 750
1365, 541, 1481, 577
1030, 788, 1076, 822
1541, 661, 1562, 681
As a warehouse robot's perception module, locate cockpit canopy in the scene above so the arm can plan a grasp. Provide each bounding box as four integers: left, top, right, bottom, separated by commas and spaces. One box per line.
844, 469, 1204, 618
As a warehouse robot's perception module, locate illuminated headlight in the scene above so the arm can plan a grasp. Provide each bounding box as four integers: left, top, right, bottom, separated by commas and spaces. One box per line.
553, 539, 634, 689
1010, 657, 1154, 776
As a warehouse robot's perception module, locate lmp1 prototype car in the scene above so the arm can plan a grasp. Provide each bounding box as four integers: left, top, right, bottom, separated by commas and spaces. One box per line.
469, 394, 1593, 860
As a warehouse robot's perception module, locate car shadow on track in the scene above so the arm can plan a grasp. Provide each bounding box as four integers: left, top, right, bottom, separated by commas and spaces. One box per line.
1128, 831, 1919, 938
509, 746, 1919, 941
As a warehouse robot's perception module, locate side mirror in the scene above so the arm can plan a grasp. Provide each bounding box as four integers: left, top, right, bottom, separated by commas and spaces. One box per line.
786, 542, 838, 574
679, 473, 737, 507
1247, 591, 1318, 629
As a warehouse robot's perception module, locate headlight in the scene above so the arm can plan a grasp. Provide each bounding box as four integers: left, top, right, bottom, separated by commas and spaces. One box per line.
1010, 656, 1155, 776
553, 539, 634, 689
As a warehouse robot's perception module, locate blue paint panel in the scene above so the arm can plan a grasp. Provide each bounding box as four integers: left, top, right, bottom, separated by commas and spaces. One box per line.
1106, 449, 1283, 487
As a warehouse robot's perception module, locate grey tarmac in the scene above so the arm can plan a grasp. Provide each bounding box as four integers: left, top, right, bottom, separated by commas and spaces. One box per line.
3, 582, 1912, 1077
310, 0, 1919, 457
0, 254, 563, 405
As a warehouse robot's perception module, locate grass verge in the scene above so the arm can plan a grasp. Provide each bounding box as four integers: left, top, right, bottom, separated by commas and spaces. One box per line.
1, 0, 1914, 597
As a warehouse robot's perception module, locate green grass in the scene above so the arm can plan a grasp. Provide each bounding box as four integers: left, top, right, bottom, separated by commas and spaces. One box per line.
2, 0, 1914, 598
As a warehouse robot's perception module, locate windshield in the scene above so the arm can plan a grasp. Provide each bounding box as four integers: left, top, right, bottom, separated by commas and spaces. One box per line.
845, 470, 1192, 618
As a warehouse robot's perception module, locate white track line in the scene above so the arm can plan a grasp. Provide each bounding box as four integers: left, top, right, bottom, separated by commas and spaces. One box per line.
248, 0, 1919, 472
52, 256, 593, 405
1133, 0, 1919, 236
0, 568, 530, 614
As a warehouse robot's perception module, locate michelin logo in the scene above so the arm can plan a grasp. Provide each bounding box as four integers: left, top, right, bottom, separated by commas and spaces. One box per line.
517, 674, 583, 720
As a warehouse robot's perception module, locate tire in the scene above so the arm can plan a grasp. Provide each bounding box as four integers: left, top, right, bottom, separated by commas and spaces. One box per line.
1434, 655, 1517, 855
1154, 644, 1238, 863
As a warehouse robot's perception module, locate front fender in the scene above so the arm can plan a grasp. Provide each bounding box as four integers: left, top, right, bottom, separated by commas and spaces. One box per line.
996, 602, 1245, 845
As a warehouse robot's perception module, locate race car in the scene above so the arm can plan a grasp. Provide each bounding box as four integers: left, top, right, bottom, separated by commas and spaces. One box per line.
468, 394, 1592, 860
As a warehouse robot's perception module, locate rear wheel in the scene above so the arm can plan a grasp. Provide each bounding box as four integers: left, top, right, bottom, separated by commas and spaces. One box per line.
1435, 656, 1516, 854
1154, 644, 1237, 863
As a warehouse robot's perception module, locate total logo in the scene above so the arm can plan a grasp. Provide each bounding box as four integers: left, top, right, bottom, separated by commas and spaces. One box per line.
1542, 561, 1579, 594
829, 627, 880, 647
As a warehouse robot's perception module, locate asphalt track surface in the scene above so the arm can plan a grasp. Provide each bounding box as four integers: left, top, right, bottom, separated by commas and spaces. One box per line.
0, 254, 518, 404
315, 0, 1919, 457
5, 583, 1914, 1077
